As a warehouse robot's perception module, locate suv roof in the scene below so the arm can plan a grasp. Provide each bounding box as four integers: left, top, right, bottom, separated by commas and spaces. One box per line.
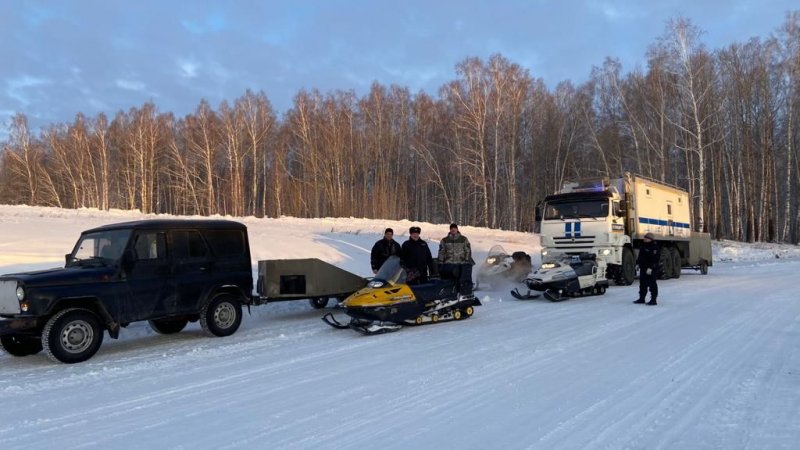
83, 219, 247, 234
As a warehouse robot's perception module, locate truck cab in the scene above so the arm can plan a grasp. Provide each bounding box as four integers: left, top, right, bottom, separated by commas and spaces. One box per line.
0, 219, 252, 364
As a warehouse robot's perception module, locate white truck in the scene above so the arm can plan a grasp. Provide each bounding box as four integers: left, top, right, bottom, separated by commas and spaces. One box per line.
534, 173, 712, 285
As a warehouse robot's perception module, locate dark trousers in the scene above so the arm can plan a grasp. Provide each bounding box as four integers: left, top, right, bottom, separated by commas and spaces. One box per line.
441, 263, 473, 295
639, 271, 658, 300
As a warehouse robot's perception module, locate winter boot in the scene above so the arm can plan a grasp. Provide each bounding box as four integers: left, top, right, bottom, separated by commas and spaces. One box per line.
633, 298, 646, 304
646, 298, 657, 306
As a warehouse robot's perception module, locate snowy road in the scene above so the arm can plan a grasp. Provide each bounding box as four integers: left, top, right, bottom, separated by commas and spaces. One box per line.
1, 207, 799, 449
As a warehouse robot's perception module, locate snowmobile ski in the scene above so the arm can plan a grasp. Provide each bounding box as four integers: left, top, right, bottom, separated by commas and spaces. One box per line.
350, 322, 403, 335
510, 288, 541, 300
321, 312, 351, 329
543, 289, 568, 302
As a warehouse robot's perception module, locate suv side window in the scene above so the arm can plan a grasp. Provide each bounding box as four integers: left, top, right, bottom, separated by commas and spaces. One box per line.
133, 232, 166, 260
204, 230, 246, 258
172, 230, 209, 260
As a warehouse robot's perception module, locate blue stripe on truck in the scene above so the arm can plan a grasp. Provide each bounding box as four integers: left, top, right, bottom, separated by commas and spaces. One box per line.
638, 217, 690, 228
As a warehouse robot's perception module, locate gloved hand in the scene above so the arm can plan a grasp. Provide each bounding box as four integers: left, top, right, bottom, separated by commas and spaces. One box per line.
646, 268, 652, 275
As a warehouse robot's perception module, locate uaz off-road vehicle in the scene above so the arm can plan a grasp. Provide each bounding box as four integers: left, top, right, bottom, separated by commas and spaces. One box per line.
0, 220, 252, 363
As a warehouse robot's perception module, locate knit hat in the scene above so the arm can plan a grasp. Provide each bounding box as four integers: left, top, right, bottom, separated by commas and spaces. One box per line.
449, 223, 458, 230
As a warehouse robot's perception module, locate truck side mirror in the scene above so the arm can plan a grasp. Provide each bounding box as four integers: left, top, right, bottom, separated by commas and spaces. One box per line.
65, 254, 73, 267
617, 200, 628, 216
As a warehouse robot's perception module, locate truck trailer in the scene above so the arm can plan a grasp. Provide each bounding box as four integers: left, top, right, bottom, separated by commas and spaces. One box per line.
534, 173, 712, 285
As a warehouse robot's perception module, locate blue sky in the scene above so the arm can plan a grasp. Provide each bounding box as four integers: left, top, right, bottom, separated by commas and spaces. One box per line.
1, 0, 796, 136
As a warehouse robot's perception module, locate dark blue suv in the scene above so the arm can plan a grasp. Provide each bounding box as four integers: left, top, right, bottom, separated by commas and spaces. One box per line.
0, 219, 253, 363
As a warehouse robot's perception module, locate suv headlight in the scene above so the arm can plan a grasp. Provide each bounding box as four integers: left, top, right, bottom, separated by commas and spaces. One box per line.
16, 285, 25, 301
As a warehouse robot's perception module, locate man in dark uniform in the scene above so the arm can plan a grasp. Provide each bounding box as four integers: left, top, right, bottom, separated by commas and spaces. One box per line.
634, 232, 660, 305
401, 226, 437, 284
370, 228, 401, 274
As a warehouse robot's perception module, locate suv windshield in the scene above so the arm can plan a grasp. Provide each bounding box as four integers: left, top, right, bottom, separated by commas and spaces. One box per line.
544, 200, 608, 220
69, 229, 132, 266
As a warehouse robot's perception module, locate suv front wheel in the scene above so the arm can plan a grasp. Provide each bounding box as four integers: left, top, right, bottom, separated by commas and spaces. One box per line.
200, 294, 242, 337
42, 308, 104, 364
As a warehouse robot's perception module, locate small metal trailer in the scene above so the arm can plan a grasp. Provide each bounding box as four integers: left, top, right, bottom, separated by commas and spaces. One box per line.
255, 259, 367, 309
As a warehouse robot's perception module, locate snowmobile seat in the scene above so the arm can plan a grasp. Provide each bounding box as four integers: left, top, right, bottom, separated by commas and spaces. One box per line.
571, 260, 596, 277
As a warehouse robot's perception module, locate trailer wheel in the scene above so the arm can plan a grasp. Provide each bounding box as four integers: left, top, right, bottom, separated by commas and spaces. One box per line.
148, 318, 189, 334
619, 248, 635, 285
309, 297, 330, 309
42, 308, 104, 364
200, 294, 242, 337
671, 248, 682, 279
700, 260, 709, 275
0, 335, 43, 356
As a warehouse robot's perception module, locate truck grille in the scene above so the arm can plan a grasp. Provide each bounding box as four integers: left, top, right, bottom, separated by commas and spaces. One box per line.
0, 281, 21, 315
552, 236, 596, 250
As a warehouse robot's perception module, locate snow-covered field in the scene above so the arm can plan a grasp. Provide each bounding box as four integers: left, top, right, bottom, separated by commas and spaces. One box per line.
1, 205, 799, 449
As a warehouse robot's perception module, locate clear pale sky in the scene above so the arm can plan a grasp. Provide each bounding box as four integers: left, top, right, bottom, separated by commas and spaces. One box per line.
1, 0, 796, 135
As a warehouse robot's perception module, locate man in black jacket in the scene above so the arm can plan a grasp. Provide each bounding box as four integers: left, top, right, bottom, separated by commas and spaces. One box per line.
401, 226, 438, 284
634, 232, 660, 305
370, 228, 401, 274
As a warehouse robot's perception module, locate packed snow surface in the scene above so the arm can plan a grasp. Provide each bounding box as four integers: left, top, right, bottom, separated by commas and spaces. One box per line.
1, 205, 799, 449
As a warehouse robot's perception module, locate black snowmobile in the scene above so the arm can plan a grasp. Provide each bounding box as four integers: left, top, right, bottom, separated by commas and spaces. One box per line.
322, 256, 481, 335
510, 253, 609, 301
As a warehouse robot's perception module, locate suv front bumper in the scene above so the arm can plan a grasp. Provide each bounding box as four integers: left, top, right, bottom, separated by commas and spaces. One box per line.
0, 317, 39, 336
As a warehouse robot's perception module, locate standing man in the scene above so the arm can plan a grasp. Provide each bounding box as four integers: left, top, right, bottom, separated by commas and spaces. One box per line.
438, 223, 475, 299
401, 226, 437, 284
634, 232, 660, 305
370, 228, 401, 274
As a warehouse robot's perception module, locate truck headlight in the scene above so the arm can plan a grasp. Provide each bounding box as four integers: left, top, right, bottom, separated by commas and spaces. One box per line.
367, 280, 386, 288
16, 285, 25, 301
541, 250, 548, 256
600, 249, 611, 256
486, 257, 497, 264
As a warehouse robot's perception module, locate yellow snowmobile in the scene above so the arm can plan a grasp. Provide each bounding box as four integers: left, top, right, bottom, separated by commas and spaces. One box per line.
322, 256, 481, 335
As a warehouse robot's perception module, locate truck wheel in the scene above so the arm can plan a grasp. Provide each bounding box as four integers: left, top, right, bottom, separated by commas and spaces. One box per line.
148, 318, 189, 335
671, 248, 681, 279
700, 260, 709, 275
0, 335, 43, 356
309, 297, 330, 309
660, 249, 673, 280
42, 308, 104, 364
619, 248, 635, 285
200, 294, 242, 337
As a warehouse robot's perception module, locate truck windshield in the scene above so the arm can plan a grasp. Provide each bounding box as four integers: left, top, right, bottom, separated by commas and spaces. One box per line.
69, 229, 132, 266
544, 200, 608, 220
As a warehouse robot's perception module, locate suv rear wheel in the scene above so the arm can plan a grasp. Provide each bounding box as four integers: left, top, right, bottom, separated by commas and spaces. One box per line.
200, 294, 242, 337
42, 308, 104, 364
0, 334, 43, 356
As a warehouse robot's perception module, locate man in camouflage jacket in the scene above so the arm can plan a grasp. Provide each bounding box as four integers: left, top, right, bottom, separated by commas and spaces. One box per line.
437, 223, 475, 298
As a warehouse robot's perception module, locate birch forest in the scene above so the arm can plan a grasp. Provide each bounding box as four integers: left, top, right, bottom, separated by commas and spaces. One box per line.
2, 15, 799, 243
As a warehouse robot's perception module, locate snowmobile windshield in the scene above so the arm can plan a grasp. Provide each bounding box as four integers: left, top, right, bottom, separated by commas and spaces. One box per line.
543, 200, 609, 220
68, 229, 132, 267
487, 245, 508, 258
374, 256, 407, 285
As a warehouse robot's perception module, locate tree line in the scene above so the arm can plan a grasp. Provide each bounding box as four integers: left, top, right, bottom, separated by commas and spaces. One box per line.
2, 14, 799, 243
